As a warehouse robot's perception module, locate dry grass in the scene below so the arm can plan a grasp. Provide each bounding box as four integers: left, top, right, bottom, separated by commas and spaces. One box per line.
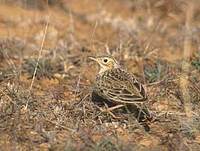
0, 0, 200, 150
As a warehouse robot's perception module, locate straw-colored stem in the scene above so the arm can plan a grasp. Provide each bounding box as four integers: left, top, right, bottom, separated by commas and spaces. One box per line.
180, 2, 194, 117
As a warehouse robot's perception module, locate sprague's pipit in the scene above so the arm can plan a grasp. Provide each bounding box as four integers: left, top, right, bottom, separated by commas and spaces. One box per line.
89, 56, 152, 122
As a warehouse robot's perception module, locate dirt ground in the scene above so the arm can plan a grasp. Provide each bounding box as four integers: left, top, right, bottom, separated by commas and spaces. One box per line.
0, 0, 200, 150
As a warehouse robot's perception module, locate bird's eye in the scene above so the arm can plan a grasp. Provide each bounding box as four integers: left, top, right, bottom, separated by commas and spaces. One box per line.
103, 59, 108, 63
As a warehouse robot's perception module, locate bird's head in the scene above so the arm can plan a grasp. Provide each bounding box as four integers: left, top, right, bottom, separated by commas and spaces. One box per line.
89, 56, 120, 74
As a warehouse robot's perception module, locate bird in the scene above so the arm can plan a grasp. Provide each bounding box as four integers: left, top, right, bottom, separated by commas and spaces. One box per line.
89, 55, 152, 122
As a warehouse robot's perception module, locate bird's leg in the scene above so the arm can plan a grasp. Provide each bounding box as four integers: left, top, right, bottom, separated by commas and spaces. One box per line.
137, 107, 142, 121
99, 103, 125, 119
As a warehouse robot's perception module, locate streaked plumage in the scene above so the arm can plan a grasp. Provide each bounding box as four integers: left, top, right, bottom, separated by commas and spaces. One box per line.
89, 56, 152, 121
95, 68, 147, 104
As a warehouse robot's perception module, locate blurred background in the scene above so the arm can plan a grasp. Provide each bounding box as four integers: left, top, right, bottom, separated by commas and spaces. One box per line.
0, 0, 200, 150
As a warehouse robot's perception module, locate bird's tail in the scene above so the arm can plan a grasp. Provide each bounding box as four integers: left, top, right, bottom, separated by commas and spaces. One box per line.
138, 104, 153, 122
126, 103, 153, 122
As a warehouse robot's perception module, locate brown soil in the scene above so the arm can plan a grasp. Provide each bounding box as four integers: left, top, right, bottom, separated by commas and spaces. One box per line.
0, 1, 200, 150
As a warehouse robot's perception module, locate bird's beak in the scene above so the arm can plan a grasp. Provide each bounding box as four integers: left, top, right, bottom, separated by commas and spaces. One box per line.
88, 57, 98, 62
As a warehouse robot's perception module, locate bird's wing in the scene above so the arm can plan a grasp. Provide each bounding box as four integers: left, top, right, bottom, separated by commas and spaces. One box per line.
97, 69, 147, 104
